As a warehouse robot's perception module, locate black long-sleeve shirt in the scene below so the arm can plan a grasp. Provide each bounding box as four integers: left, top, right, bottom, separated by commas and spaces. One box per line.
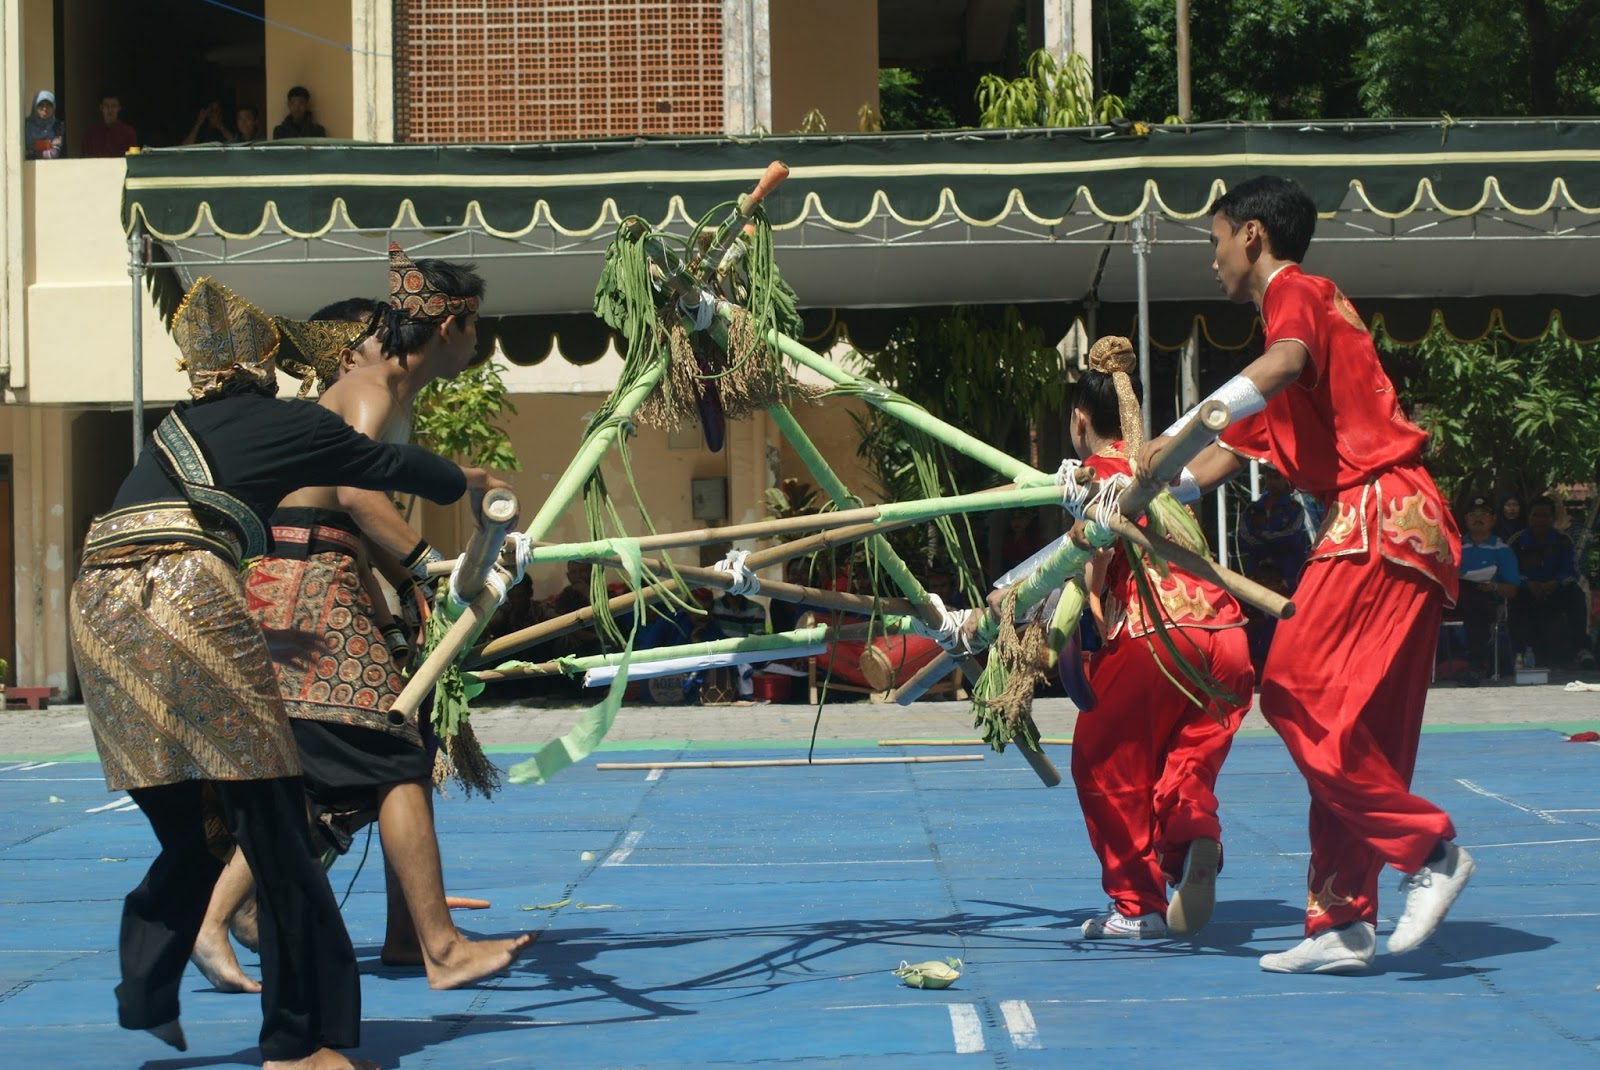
113, 393, 465, 522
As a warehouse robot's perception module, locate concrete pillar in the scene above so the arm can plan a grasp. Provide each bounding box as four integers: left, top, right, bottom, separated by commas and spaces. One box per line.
723, 0, 772, 134
1042, 0, 1094, 67
0, 0, 29, 391
14, 406, 72, 692
351, 0, 394, 142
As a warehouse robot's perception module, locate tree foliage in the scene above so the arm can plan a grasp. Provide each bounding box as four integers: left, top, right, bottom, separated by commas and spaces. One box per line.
412, 358, 521, 471
1385, 326, 1600, 501
1100, 0, 1600, 122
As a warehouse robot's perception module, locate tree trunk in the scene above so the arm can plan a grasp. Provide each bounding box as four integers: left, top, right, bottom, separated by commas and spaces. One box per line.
1523, 0, 1600, 113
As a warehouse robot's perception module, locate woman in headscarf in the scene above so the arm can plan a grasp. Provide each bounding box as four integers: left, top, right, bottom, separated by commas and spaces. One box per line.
1494, 493, 1526, 542
25, 89, 63, 159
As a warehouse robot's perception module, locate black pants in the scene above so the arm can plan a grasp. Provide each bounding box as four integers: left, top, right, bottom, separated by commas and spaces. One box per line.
121, 776, 360, 1061
1510, 584, 1589, 665
1453, 585, 1503, 673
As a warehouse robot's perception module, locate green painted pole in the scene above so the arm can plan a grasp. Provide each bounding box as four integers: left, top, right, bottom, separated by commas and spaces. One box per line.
520, 353, 671, 543
720, 309, 1054, 487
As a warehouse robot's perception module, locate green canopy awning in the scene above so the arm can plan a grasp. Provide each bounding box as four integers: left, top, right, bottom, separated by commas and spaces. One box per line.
123, 119, 1600, 358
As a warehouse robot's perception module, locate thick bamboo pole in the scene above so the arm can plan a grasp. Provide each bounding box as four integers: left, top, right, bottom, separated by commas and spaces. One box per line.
389, 490, 522, 722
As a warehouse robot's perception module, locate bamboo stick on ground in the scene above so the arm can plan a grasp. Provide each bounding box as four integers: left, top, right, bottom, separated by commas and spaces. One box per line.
596, 756, 985, 771
877, 738, 1072, 746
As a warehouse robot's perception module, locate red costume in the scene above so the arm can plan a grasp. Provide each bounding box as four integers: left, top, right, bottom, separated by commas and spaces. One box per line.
1074, 447, 1253, 919
1220, 264, 1461, 937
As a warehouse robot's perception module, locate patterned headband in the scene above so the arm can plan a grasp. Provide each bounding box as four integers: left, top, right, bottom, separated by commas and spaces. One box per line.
388, 242, 480, 323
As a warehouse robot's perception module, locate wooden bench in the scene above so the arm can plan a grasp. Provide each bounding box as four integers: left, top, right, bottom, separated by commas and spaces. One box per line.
5, 686, 61, 711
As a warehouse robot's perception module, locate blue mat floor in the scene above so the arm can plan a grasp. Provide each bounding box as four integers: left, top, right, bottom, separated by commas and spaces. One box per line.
1, 729, 1597, 1068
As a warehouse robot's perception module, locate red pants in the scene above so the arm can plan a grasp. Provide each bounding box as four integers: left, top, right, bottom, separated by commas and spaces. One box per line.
1261, 554, 1455, 936
1073, 626, 1252, 919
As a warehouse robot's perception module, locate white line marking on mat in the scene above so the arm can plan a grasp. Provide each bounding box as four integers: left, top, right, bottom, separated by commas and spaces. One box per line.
85, 797, 132, 814
1455, 778, 1563, 824
604, 859, 931, 868
16, 762, 59, 771
1000, 1000, 1041, 1049
603, 830, 646, 866
645, 767, 664, 782
948, 1003, 984, 1053
1463, 836, 1600, 849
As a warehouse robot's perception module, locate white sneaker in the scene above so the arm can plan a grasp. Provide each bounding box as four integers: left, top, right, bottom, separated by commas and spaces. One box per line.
1388, 841, 1475, 954
1259, 922, 1375, 974
1166, 837, 1221, 937
1081, 905, 1167, 939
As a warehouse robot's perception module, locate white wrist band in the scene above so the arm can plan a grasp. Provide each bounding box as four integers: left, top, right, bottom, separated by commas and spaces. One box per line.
1160, 375, 1267, 437
1173, 466, 1201, 504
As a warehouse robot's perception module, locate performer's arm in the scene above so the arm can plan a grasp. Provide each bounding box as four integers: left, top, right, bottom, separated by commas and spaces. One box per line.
338, 485, 430, 561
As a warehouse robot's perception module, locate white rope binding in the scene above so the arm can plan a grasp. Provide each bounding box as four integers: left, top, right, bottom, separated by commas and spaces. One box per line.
909, 592, 976, 655
712, 548, 762, 596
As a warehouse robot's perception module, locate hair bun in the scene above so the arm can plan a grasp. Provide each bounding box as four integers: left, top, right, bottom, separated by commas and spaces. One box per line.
1087, 336, 1136, 375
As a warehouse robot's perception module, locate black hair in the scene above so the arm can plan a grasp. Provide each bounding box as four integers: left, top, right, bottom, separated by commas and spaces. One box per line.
310, 296, 384, 323
376, 258, 486, 357
1210, 176, 1317, 263
287, 86, 310, 101
1527, 495, 1557, 515
99, 90, 119, 103
1073, 366, 1143, 439
236, 103, 259, 118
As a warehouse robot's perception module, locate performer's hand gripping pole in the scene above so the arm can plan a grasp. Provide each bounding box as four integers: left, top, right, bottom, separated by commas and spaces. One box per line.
894, 401, 1241, 706
388, 488, 521, 724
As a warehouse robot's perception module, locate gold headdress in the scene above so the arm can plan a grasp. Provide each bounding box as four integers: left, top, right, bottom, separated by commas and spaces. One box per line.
272, 316, 368, 396
388, 242, 480, 323
171, 278, 280, 400
1086, 335, 1143, 454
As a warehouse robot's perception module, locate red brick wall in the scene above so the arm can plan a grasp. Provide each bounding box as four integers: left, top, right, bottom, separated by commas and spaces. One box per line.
394, 0, 726, 142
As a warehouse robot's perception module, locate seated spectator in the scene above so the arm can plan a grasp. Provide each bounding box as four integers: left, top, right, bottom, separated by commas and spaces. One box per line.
233, 103, 263, 144
81, 92, 137, 157
924, 562, 968, 609
182, 100, 231, 145
1238, 466, 1310, 590
1509, 495, 1589, 666
1450, 496, 1519, 685
25, 90, 63, 159
273, 85, 327, 139
1494, 493, 1526, 542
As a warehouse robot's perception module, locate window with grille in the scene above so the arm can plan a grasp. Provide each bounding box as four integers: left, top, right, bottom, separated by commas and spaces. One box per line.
394, 0, 726, 142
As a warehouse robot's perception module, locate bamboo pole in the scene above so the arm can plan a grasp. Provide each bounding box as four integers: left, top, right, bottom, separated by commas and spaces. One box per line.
389, 489, 523, 722
877, 738, 1072, 747
893, 402, 1245, 705
489, 482, 1066, 569
596, 755, 985, 771
485, 617, 919, 681
449, 488, 520, 600
469, 513, 938, 665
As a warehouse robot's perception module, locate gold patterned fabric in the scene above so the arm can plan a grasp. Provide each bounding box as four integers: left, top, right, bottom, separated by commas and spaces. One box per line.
171, 277, 281, 401
273, 316, 366, 396
70, 512, 300, 791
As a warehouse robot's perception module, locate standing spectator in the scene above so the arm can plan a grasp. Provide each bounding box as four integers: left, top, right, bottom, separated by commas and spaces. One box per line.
81, 92, 138, 158
1238, 466, 1311, 590
1509, 495, 1588, 666
182, 101, 231, 145
273, 86, 327, 139
1494, 494, 1525, 542
1450, 497, 1519, 686
233, 104, 263, 144
25, 89, 63, 159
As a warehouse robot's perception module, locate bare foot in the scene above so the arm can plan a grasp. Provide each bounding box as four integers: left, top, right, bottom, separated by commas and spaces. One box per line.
229, 894, 260, 953
145, 1020, 187, 1051
424, 931, 534, 990
190, 929, 262, 994
263, 1048, 378, 1070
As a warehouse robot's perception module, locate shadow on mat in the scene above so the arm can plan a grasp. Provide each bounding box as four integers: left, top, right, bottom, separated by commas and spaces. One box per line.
139, 1014, 551, 1070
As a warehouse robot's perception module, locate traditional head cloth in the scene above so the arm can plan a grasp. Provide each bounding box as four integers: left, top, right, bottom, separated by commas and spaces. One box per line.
387, 242, 480, 323
171, 277, 280, 400
272, 316, 367, 396
1086, 335, 1143, 453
